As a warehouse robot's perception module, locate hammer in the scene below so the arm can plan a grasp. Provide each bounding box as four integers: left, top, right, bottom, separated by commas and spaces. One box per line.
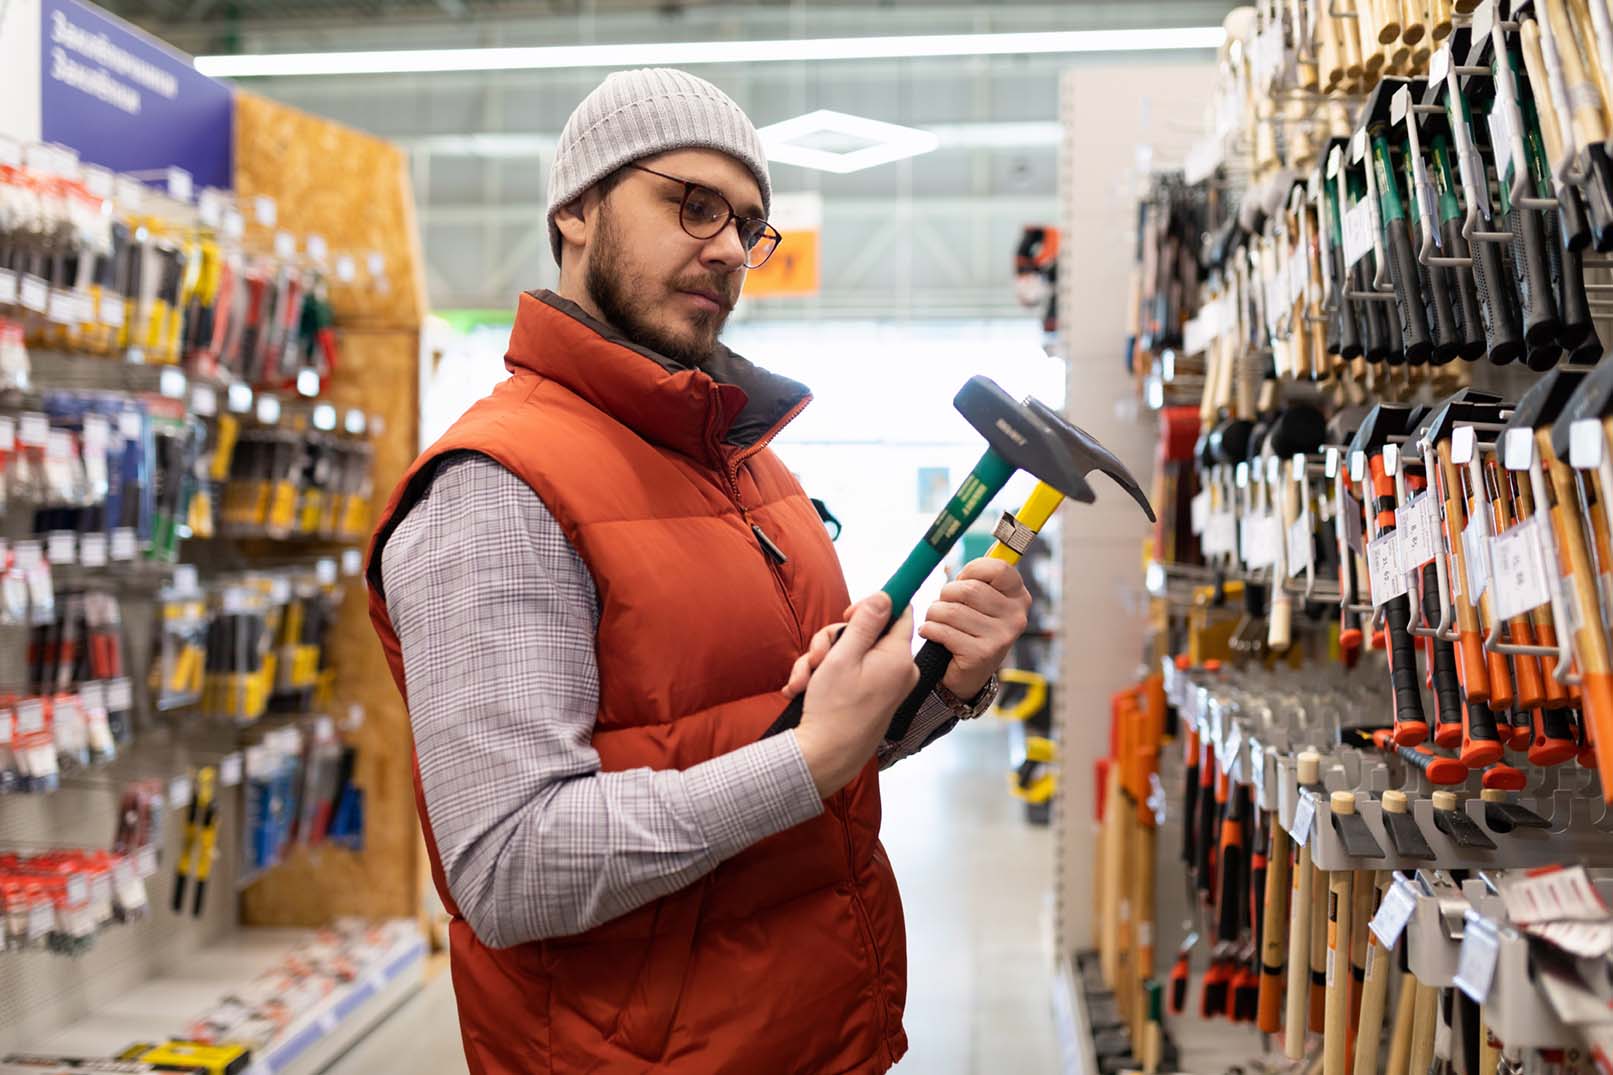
885, 399, 1155, 739
761, 376, 1097, 739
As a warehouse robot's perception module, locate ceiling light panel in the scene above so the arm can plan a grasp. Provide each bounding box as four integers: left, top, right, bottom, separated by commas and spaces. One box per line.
760, 110, 940, 174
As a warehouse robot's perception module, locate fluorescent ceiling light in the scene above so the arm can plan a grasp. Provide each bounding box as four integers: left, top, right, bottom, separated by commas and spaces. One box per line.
195, 27, 1225, 78
760, 110, 938, 174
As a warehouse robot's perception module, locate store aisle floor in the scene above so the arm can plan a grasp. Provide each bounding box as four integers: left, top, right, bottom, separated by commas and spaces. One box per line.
327, 718, 1058, 1075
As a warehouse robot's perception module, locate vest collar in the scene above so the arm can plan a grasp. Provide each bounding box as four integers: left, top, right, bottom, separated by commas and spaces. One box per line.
504, 290, 810, 463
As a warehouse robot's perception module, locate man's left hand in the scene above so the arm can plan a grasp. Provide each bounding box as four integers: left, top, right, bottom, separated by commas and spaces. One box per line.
919, 558, 1032, 701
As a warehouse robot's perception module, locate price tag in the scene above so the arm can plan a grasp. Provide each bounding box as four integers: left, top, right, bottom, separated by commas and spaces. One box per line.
367, 251, 385, 277
1557, 573, 1583, 636
198, 189, 224, 229
118, 410, 142, 440
224, 209, 245, 241
18, 274, 49, 313
342, 549, 363, 577
1251, 743, 1268, 806
299, 369, 323, 398
191, 385, 218, 417
1571, 418, 1605, 469
1343, 200, 1376, 269
317, 559, 339, 586
1487, 106, 1516, 185
78, 532, 107, 568
1290, 249, 1308, 304
136, 845, 158, 878
166, 166, 193, 203
1504, 427, 1534, 472
1371, 878, 1419, 948
27, 901, 52, 940
1224, 723, 1245, 780
0, 268, 16, 305
1288, 518, 1313, 577
228, 382, 254, 414
306, 234, 328, 262
1191, 491, 1210, 535
110, 528, 137, 562
66, 874, 87, 907
16, 700, 44, 736
1429, 45, 1452, 86
275, 231, 296, 260
336, 255, 357, 283
1396, 494, 1437, 573
1293, 792, 1317, 846
1465, 511, 1492, 598
345, 409, 367, 436
1207, 512, 1238, 556
106, 678, 131, 711
1454, 917, 1500, 1003
169, 774, 193, 810
1368, 531, 1410, 605
255, 195, 277, 227
12, 541, 40, 572
159, 368, 187, 399
1490, 516, 1552, 621
257, 395, 281, 425
46, 531, 76, 566
220, 752, 244, 788
47, 288, 76, 325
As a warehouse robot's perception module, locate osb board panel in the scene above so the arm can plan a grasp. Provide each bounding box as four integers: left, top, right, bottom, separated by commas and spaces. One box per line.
233, 91, 427, 330
243, 328, 422, 926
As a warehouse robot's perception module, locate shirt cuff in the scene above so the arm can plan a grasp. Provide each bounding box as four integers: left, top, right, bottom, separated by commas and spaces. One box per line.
682, 730, 825, 864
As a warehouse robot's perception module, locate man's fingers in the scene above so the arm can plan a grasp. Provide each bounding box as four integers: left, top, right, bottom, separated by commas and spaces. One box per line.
782, 652, 813, 698
831, 592, 893, 657
924, 600, 998, 639
936, 578, 1019, 616
918, 620, 984, 661
956, 557, 1030, 596
872, 607, 917, 659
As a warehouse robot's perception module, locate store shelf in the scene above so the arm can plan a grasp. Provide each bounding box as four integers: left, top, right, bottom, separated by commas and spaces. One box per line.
33, 925, 426, 1075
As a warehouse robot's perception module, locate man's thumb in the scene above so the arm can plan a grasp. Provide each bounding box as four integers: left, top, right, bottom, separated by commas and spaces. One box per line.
835, 592, 892, 653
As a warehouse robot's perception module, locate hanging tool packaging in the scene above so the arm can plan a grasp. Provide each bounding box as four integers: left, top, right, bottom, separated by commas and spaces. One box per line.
1098, 0, 1613, 1072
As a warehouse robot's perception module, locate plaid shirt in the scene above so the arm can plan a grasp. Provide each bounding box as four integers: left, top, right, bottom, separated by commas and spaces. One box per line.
381, 452, 977, 948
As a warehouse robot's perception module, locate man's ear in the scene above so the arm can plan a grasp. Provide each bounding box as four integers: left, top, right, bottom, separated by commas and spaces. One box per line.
553, 194, 591, 255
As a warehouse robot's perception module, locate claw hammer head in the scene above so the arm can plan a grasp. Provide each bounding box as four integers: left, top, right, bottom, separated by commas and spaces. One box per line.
954, 377, 1096, 503
1025, 398, 1156, 522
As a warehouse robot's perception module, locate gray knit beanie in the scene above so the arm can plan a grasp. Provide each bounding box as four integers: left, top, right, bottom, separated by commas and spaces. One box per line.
546, 68, 773, 264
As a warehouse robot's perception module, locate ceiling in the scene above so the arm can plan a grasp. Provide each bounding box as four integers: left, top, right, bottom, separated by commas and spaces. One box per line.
101, 1, 1232, 320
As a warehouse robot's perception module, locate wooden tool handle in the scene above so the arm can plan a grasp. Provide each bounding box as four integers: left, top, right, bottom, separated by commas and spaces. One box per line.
1569, 0, 1613, 121
1271, 471, 1299, 651
1478, 1008, 1501, 1075
1430, 0, 1454, 39
1260, 824, 1293, 1033
1323, 863, 1355, 1075
1386, 970, 1417, 1074
1408, 984, 1439, 1075
1310, 859, 1329, 1033
1436, 445, 1490, 698
1352, 874, 1393, 1075
1544, 0, 1611, 145
1522, 19, 1571, 169
1286, 839, 1316, 1059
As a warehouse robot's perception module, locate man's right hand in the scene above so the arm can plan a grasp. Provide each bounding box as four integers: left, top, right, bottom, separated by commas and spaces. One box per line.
788, 593, 920, 799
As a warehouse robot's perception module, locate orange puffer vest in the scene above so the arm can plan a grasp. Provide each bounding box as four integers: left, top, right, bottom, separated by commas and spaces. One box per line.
367, 291, 908, 1074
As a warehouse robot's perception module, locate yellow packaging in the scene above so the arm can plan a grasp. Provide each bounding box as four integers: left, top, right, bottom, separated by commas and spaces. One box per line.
117, 1040, 251, 1075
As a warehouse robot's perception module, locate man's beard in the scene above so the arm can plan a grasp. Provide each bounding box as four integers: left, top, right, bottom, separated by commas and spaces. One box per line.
584, 204, 733, 369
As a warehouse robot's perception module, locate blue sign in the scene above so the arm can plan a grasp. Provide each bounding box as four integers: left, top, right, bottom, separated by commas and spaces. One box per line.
38, 0, 232, 191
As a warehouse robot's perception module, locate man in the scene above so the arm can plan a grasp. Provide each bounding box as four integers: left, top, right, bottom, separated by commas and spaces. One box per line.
366, 68, 1033, 1074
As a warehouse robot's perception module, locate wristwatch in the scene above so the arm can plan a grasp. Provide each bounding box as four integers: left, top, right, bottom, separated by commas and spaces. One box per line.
935, 673, 1000, 721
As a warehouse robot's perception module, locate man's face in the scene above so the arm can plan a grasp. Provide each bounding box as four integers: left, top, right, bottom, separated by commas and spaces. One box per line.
580, 149, 762, 368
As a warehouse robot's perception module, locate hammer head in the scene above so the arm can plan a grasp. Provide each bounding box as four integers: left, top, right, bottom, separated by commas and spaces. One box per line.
954, 377, 1095, 503
1026, 398, 1156, 522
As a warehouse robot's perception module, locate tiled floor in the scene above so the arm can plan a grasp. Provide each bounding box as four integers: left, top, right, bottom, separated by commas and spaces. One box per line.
327, 718, 1059, 1075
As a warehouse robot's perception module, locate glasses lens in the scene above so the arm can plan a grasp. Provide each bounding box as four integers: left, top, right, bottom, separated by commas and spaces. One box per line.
680, 186, 728, 238
744, 227, 781, 269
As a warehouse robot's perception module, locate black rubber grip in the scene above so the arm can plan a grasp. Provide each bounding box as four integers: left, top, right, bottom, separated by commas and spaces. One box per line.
1356, 259, 1389, 363
1465, 700, 1503, 744
1387, 218, 1434, 364
762, 694, 806, 739
1511, 705, 1535, 739
1336, 248, 1364, 359
1385, 594, 1429, 740
1217, 839, 1244, 943
1382, 252, 1406, 365
1421, 562, 1463, 736
1421, 233, 1462, 365
1558, 240, 1598, 359
1183, 758, 1200, 866
1197, 777, 1218, 894
1441, 216, 1487, 361
1584, 145, 1613, 252
1560, 182, 1592, 252
1538, 705, 1576, 745
1509, 201, 1562, 351
1170, 964, 1189, 1015
1472, 225, 1525, 365
886, 638, 952, 741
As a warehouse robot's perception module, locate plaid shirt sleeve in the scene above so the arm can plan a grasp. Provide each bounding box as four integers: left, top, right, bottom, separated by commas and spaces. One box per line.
380, 452, 824, 947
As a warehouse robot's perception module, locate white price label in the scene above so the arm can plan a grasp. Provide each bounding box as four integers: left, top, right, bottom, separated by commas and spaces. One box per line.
316, 559, 338, 586
106, 678, 131, 711
159, 368, 187, 399
0, 268, 16, 305
1289, 518, 1314, 576
257, 395, 282, 425
46, 531, 76, 566
79, 532, 106, 572
1572, 418, 1605, 469
1490, 517, 1552, 621
1464, 512, 1493, 598
47, 288, 76, 324
255, 195, 277, 227
1224, 723, 1245, 780
342, 549, 363, 577
136, 845, 158, 878
1191, 491, 1210, 536
1454, 919, 1500, 1003
15, 700, 43, 736
110, 528, 137, 562
1368, 531, 1410, 606
228, 382, 254, 413
0, 418, 12, 454
169, 774, 193, 810
1487, 106, 1516, 185
1344, 490, 1367, 556
1371, 878, 1419, 948
336, 255, 357, 283
1290, 249, 1308, 304
166, 166, 193, 203
18, 274, 49, 313
1293, 793, 1317, 846
191, 385, 218, 417
78, 682, 105, 712
18, 412, 46, 448
66, 874, 87, 907
275, 231, 296, 260
1343, 200, 1376, 269
118, 410, 142, 439
12, 541, 40, 571
306, 234, 328, 262
1505, 427, 1534, 472
220, 753, 244, 788
1396, 494, 1437, 573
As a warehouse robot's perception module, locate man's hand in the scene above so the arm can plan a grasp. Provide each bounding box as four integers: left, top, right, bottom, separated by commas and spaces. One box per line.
786, 594, 920, 799
919, 558, 1032, 700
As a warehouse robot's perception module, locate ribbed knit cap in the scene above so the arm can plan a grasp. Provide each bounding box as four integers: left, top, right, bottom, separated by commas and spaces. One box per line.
546, 68, 772, 264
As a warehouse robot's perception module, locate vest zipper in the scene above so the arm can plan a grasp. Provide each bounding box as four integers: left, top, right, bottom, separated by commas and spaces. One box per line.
751, 523, 788, 565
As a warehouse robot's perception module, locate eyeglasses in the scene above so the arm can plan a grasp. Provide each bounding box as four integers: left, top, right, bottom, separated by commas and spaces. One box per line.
628, 164, 783, 270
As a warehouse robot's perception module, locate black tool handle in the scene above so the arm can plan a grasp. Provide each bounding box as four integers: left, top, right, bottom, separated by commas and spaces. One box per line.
1387, 219, 1435, 364
1510, 202, 1563, 352
1558, 239, 1599, 359
1354, 258, 1388, 362
886, 639, 953, 741
1183, 754, 1201, 867
1336, 248, 1364, 359
1585, 145, 1613, 252
1197, 775, 1219, 894
1472, 226, 1525, 364
1386, 594, 1430, 744
1421, 238, 1462, 364
1442, 216, 1487, 360
1420, 562, 1464, 742
1560, 181, 1593, 251
1463, 700, 1503, 747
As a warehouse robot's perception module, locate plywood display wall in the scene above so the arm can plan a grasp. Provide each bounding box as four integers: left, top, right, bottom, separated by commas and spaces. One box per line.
232, 91, 427, 926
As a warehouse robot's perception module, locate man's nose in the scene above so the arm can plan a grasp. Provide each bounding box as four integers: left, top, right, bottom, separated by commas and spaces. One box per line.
700, 221, 749, 272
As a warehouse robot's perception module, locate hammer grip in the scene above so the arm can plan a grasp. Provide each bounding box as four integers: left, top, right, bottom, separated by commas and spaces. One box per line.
1506, 201, 1563, 361
1420, 561, 1464, 746
1471, 221, 1526, 365
1531, 706, 1580, 765
1461, 700, 1505, 769
1386, 217, 1434, 364
886, 639, 953, 741
1420, 233, 1462, 364
1386, 595, 1428, 745
1585, 145, 1613, 252
1440, 216, 1487, 361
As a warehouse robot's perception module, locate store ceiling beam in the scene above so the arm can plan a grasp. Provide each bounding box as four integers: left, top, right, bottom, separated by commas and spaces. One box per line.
419, 195, 1054, 226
